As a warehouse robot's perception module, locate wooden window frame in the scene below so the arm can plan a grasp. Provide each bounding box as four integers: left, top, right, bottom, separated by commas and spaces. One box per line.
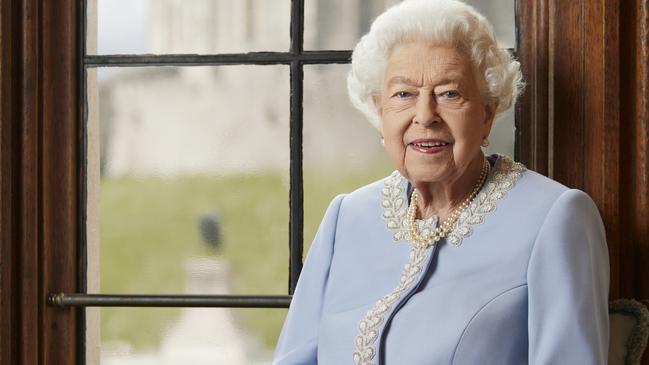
1, 0, 83, 363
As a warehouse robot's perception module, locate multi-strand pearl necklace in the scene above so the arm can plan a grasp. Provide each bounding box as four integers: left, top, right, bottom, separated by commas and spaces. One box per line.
406, 158, 490, 248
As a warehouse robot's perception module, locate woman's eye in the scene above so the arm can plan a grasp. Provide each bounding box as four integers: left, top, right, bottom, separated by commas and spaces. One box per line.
439, 90, 460, 99
393, 91, 412, 98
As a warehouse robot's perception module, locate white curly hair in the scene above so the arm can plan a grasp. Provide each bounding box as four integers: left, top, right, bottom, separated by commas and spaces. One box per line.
347, 0, 524, 130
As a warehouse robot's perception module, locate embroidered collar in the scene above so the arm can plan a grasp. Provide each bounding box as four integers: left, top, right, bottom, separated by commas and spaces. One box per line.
381, 155, 526, 247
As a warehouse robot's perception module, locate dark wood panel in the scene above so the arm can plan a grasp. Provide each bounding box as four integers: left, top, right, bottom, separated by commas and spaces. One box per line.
619, 6, 649, 358
0, 0, 81, 363
18, 0, 41, 362
582, 0, 623, 300
631, 0, 649, 303
41, 0, 80, 363
515, 0, 549, 173
550, 0, 586, 187
0, 0, 18, 362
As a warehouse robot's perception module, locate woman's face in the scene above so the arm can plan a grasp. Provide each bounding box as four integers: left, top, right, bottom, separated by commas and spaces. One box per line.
377, 42, 494, 186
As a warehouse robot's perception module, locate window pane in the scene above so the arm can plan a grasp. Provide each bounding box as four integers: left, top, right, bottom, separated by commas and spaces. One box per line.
90, 64, 290, 296
96, 307, 286, 364
303, 64, 393, 251
304, 0, 515, 50
304, 0, 397, 50
90, 0, 290, 55
87, 64, 291, 362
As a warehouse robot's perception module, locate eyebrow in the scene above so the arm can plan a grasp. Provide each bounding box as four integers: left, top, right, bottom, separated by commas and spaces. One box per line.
386, 76, 461, 88
386, 76, 420, 87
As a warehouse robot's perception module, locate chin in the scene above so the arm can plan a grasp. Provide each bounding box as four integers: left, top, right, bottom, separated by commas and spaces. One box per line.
402, 160, 453, 184
402, 168, 449, 185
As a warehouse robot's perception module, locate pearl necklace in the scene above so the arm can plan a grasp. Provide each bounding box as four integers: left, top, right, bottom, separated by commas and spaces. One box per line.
406, 159, 490, 248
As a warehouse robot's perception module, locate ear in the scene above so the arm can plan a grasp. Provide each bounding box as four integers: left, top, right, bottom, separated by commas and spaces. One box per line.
372, 93, 385, 134
372, 93, 383, 115
483, 102, 497, 131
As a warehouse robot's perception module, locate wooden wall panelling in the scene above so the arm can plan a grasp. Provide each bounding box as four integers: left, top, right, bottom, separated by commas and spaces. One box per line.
18, 0, 41, 362
515, 0, 549, 174
544, 0, 623, 299
634, 0, 649, 303
41, 0, 82, 363
619, 0, 649, 308
549, 0, 589, 188
0, 0, 82, 363
580, 0, 622, 300
0, 0, 18, 363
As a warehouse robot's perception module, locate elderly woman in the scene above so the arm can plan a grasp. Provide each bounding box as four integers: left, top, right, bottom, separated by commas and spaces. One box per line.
273, 0, 609, 364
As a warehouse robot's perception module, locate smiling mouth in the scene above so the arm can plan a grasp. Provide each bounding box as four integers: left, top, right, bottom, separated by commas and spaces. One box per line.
409, 139, 451, 154
412, 141, 449, 147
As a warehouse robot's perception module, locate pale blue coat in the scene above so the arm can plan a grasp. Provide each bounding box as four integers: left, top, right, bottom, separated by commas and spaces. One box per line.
273, 155, 609, 365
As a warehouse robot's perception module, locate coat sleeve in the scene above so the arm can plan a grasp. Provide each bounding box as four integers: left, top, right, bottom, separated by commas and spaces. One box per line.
527, 189, 610, 364
272, 194, 345, 365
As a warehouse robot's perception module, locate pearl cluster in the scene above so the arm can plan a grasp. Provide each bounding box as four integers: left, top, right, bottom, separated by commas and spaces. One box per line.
406, 158, 490, 248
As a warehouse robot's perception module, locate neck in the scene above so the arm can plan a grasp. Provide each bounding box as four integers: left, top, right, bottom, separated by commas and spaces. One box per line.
412, 154, 486, 221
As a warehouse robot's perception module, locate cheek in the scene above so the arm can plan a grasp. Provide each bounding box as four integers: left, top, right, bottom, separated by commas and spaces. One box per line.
383, 128, 407, 158
380, 118, 410, 166
381, 112, 410, 144
442, 117, 485, 158
445, 108, 488, 140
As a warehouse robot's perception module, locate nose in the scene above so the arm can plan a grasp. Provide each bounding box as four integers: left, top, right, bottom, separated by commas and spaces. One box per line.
413, 92, 439, 126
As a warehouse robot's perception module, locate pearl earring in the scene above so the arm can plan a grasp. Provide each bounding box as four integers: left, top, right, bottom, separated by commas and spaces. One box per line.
380, 138, 385, 147
481, 137, 490, 147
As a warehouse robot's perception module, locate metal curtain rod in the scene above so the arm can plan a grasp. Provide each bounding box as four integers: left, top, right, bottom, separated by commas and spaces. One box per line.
47, 293, 292, 308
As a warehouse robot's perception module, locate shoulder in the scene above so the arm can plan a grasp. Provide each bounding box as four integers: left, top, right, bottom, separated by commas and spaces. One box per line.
496, 155, 577, 219
482, 156, 568, 226
515, 165, 569, 202
513, 164, 600, 224
519, 174, 606, 263
484, 156, 603, 239
519, 168, 567, 193
538, 188, 604, 235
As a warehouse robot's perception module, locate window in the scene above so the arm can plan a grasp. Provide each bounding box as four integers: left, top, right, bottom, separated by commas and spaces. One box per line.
62, 1, 515, 363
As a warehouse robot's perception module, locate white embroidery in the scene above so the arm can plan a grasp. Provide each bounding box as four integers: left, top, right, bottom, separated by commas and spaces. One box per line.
447, 156, 525, 246
381, 171, 438, 243
381, 171, 409, 241
352, 246, 429, 365
381, 155, 525, 247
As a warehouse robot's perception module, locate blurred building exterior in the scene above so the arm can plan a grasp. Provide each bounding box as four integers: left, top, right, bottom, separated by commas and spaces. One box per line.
99, 0, 513, 177
100, 0, 398, 177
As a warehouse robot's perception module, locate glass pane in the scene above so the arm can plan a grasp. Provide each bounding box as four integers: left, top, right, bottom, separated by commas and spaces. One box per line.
304, 0, 515, 50
303, 64, 393, 250
87, 65, 290, 363
304, 0, 396, 50
90, 0, 290, 55
90, 65, 289, 296
96, 307, 287, 364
